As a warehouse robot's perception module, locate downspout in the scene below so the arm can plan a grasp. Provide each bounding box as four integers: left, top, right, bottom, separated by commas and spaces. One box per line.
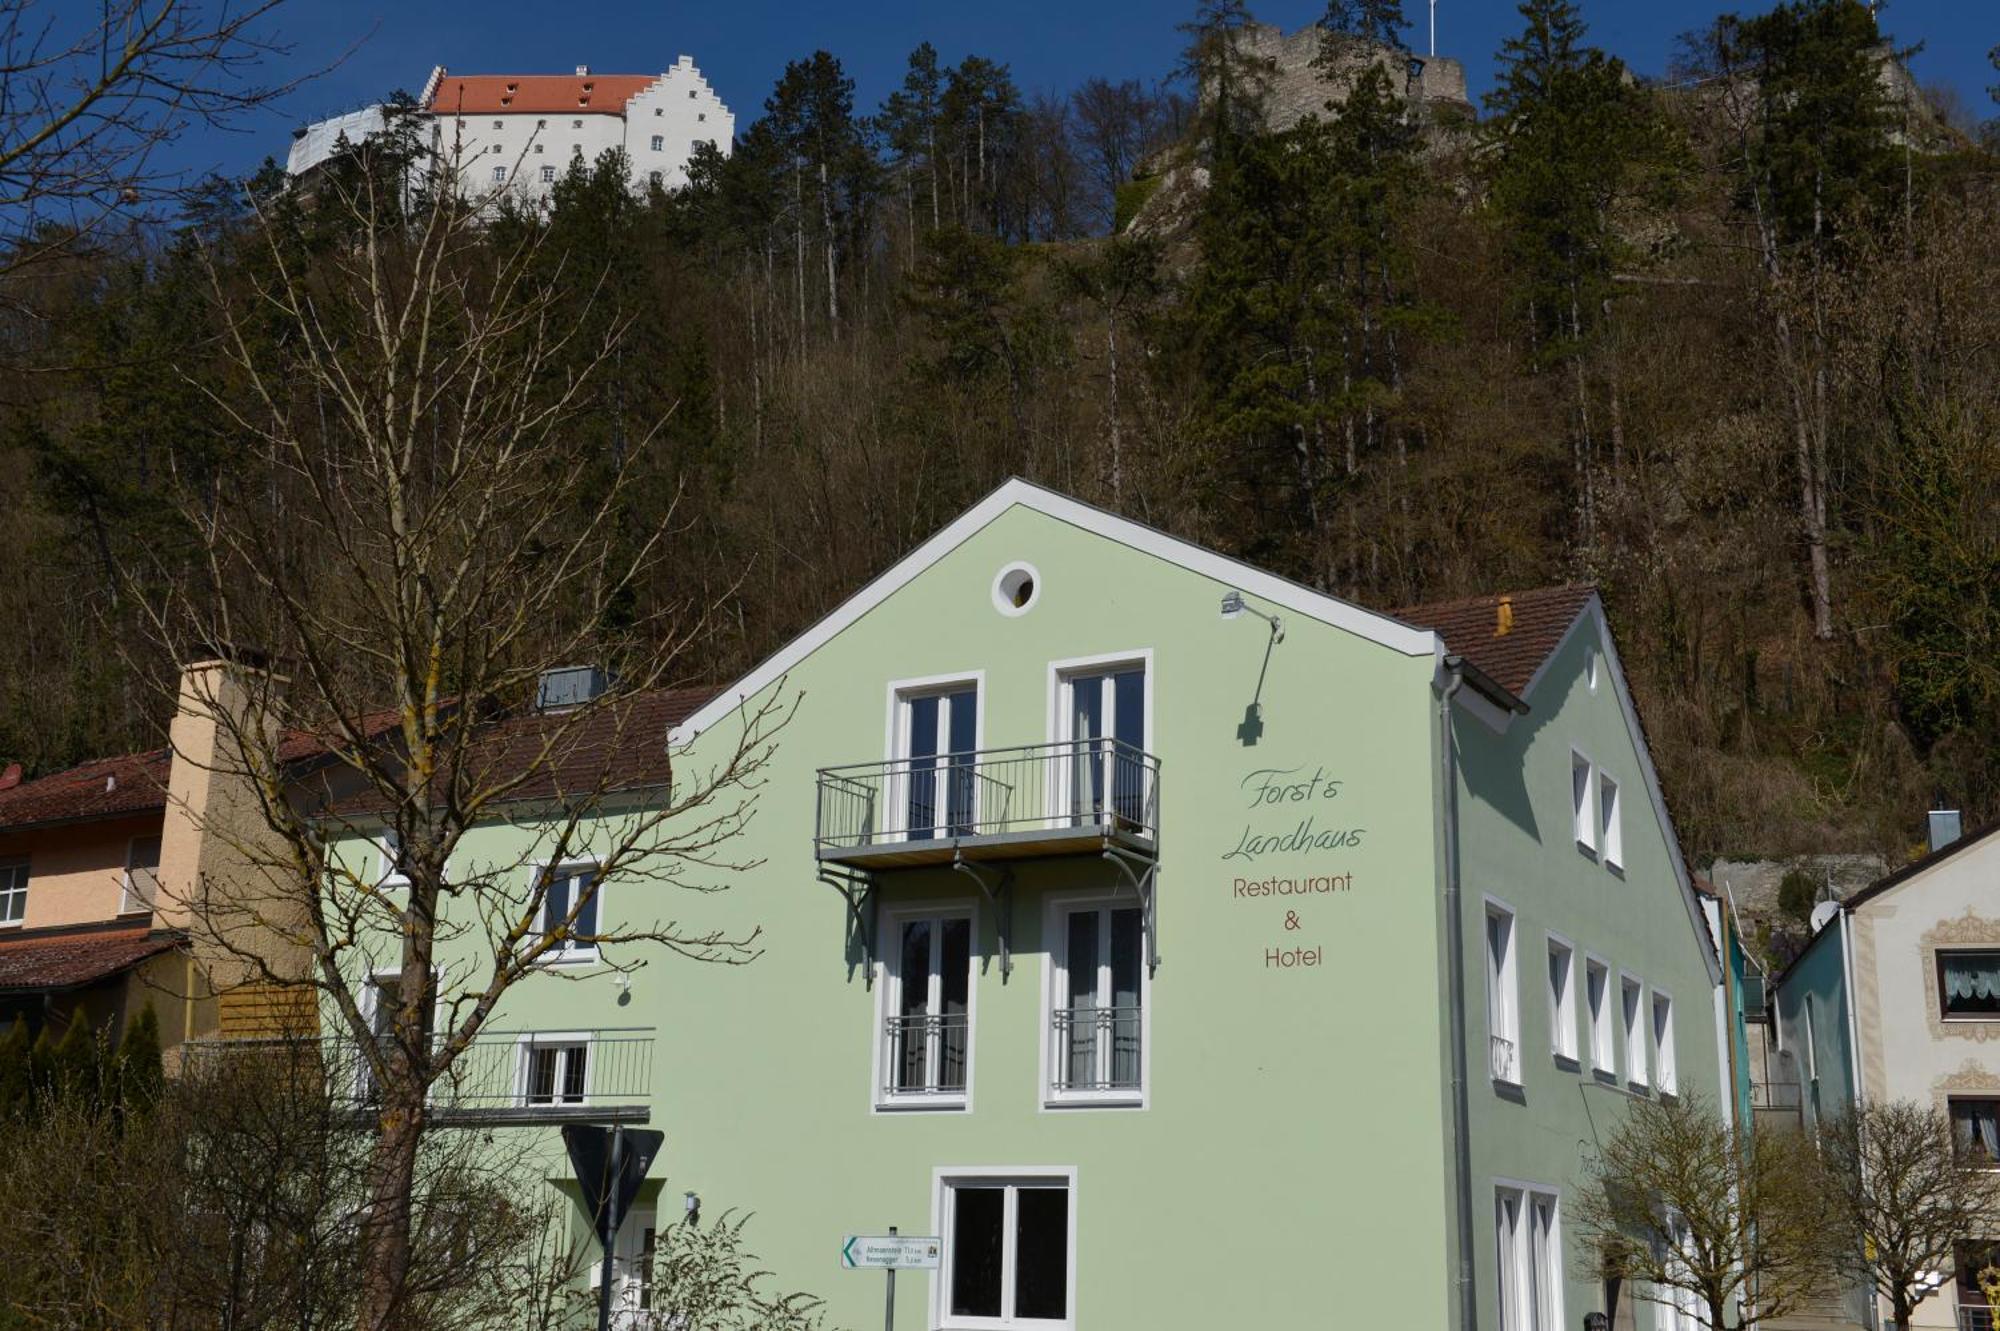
1439, 660, 1477, 1331
1839, 910, 1865, 1110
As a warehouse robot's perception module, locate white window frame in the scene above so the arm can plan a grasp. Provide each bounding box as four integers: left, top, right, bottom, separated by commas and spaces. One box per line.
1494, 1181, 1564, 1331
883, 672, 985, 843
1599, 771, 1623, 870
491, 164, 506, 182
1621, 972, 1648, 1089
1570, 750, 1597, 855
540, 164, 555, 182
650, 134, 664, 151
1039, 889, 1149, 1110
873, 897, 978, 1112
514, 1030, 593, 1107
1546, 934, 1578, 1063
375, 828, 408, 889
1585, 955, 1614, 1076
1652, 987, 1678, 1095
0, 858, 25, 927
356, 966, 442, 1104
931, 1167, 1077, 1330
1484, 897, 1520, 1085
120, 835, 163, 915
1045, 649, 1153, 828
530, 858, 603, 965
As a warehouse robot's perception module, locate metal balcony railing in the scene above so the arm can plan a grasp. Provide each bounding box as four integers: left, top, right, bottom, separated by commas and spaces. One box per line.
882, 1013, 968, 1098
1961, 1307, 1999, 1331
1050, 1005, 1143, 1094
816, 739, 1160, 868
1750, 1079, 1803, 1110
184, 1028, 655, 1123
1489, 1034, 1519, 1083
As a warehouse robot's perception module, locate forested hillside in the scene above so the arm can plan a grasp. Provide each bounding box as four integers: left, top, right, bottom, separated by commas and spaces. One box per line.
1, 0, 1995, 867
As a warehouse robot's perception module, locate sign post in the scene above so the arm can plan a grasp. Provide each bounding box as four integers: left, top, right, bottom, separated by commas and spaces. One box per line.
563, 1124, 665, 1331
840, 1228, 941, 1331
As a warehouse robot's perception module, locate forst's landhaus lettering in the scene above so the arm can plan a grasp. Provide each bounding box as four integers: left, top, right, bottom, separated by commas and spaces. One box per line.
1223, 765, 1365, 863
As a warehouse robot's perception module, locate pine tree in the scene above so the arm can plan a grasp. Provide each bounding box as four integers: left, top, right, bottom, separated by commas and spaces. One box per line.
117, 1005, 163, 1113
1176, 0, 1276, 163
1318, 0, 1408, 55
878, 44, 947, 246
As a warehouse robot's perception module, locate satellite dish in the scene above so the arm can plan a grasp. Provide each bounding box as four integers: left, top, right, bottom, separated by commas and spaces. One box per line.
1810, 900, 1839, 933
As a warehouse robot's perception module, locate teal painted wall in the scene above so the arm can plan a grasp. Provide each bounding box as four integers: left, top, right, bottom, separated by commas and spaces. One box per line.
1773, 919, 1856, 1133
337, 502, 1457, 1329
1452, 615, 1724, 1331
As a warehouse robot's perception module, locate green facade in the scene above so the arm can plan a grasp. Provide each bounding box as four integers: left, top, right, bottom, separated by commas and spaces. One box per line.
329, 483, 1722, 1331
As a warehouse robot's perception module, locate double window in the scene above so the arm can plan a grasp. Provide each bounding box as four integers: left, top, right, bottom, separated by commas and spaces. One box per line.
1938, 949, 2000, 1020
1486, 902, 1520, 1084
536, 863, 601, 963
1570, 750, 1623, 868
894, 682, 979, 841
1951, 1097, 2000, 1166
1059, 665, 1147, 829
880, 908, 972, 1107
520, 1036, 589, 1106
649, 134, 664, 151
1047, 899, 1143, 1103
1494, 1186, 1562, 1331
122, 836, 162, 915
938, 1174, 1072, 1328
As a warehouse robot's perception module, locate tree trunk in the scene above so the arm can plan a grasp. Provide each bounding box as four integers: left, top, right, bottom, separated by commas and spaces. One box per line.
819, 158, 838, 330
1105, 316, 1122, 504
353, 1081, 426, 1330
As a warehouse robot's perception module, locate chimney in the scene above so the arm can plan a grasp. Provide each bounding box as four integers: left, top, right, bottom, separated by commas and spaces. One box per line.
1929, 809, 1963, 854
1495, 595, 1514, 637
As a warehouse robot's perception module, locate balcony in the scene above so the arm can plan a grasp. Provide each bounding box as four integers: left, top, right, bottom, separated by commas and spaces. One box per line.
184, 1027, 655, 1126
815, 739, 1160, 871
1751, 1078, 1803, 1131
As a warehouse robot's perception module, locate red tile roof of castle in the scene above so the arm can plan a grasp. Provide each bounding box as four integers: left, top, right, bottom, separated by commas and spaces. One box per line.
424, 74, 658, 117
1393, 584, 1598, 699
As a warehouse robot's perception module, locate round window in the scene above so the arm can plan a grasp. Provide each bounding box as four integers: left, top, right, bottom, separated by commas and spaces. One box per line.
992, 562, 1040, 617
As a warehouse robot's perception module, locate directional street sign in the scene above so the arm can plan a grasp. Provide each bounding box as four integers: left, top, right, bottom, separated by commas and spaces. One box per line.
841, 1234, 942, 1270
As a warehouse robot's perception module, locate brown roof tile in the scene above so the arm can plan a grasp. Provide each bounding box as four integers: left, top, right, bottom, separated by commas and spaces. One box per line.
0, 750, 170, 832
425, 73, 659, 118
1393, 584, 1598, 698
0, 926, 181, 993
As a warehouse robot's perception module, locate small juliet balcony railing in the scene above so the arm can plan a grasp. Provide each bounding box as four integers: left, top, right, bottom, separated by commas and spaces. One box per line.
183, 1027, 655, 1126
815, 739, 1160, 870
1050, 1005, 1143, 1096
882, 1013, 969, 1101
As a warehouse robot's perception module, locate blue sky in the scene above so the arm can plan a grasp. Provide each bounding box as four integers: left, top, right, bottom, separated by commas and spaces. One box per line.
207, 0, 1993, 180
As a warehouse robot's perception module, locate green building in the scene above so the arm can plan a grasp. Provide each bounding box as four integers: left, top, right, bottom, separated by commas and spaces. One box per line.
328, 480, 1724, 1331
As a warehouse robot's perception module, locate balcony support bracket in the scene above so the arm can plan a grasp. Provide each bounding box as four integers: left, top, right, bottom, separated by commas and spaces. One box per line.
951, 851, 1015, 982
1102, 845, 1161, 975
818, 866, 878, 990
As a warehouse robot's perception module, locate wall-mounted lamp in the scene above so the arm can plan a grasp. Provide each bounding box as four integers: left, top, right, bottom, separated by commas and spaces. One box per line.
1220, 590, 1283, 642
684, 1190, 702, 1226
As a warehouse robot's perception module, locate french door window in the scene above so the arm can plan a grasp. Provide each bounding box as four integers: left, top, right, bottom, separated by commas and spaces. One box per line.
940, 1175, 1072, 1327
1060, 665, 1146, 828
899, 685, 978, 840
882, 911, 972, 1105
1495, 1186, 1562, 1331
522, 1039, 589, 1106
1048, 902, 1143, 1101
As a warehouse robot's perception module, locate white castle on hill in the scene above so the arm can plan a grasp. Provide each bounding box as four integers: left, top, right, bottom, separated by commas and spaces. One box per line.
285, 58, 734, 205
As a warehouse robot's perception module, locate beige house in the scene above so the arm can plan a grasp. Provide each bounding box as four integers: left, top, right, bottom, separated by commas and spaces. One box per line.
0, 661, 319, 1053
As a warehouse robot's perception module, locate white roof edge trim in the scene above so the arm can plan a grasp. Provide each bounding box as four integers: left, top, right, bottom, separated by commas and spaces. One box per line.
670, 478, 1437, 743
1556, 599, 1723, 987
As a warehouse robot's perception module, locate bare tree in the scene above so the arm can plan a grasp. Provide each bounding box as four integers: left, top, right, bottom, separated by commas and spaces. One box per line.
119, 154, 790, 1331
0, 0, 295, 277
1574, 1091, 1842, 1329
1822, 1100, 2000, 1331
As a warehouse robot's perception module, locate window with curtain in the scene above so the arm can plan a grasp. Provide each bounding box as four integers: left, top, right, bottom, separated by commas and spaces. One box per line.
1547, 939, 1577, 1061
1049, 902, 1143, 1100
1487, 905, 1519, 1083
882, 911, 971, 1104
1950, 1098, 2000, 1166
1938, 950, 2000, 1019
536, 864, 600, 961
1062, 665, 1146, 829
